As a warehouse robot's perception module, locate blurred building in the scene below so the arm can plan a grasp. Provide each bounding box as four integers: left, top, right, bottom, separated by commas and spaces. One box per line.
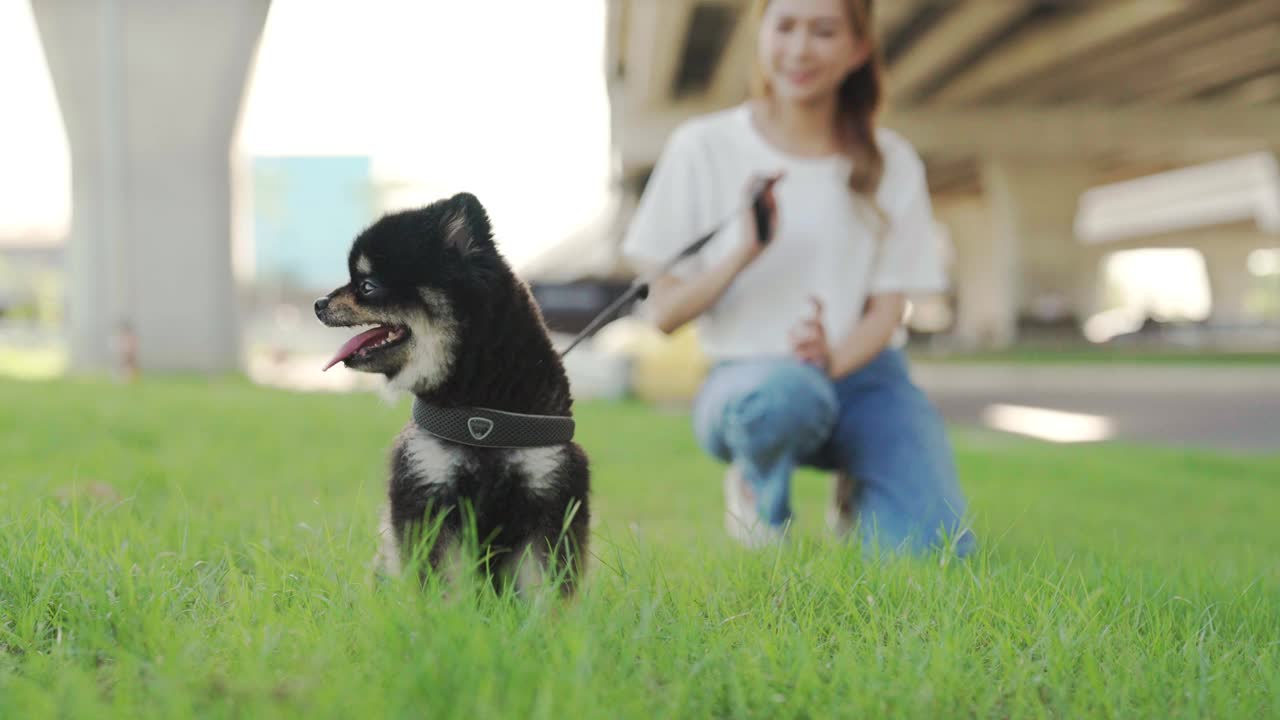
567, 0, 1280, 350
250, 156, 374, 293
0, 230, 62, 328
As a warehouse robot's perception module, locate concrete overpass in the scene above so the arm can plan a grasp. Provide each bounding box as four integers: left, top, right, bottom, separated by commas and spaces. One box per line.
592, 0, 1280, 348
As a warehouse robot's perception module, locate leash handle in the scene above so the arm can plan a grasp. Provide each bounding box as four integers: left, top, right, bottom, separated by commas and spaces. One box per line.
749, 174, 782, 247
557, 175, 782, 358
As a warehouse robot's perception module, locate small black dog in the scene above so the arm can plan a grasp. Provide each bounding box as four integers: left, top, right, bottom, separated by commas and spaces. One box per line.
315, 192, 590, 597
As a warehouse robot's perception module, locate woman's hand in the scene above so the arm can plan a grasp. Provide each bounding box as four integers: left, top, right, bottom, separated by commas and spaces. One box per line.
642, 172, 784, 336
824, 293, 907, 379
789, 296, 831, 373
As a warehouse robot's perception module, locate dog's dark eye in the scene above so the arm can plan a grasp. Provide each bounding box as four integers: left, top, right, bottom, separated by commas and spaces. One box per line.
358, 279, 380, 296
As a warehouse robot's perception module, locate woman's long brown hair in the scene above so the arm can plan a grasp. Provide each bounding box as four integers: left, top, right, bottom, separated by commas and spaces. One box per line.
749, 0, 885, 208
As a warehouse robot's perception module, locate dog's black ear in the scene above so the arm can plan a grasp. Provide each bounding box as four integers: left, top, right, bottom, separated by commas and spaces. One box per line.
439, 192, 494, 256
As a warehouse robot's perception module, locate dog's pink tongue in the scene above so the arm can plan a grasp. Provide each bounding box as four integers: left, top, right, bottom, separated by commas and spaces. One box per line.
323, 326, 391, 371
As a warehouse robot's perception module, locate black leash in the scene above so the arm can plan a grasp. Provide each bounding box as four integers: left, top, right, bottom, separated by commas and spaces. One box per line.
557, 175, 780, 358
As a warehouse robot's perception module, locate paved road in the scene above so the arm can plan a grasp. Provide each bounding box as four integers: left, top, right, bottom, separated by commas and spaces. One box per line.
914, 364, 1280, 453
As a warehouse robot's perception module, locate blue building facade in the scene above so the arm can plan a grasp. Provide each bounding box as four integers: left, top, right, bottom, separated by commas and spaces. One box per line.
252, 156, 373, 291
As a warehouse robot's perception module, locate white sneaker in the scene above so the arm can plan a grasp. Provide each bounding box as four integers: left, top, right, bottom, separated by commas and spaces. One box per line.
723, 466, 781, 548
825, 470, 857, 538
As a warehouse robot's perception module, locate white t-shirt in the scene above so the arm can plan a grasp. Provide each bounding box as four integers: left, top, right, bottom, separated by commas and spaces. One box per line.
621, 102, 947, 362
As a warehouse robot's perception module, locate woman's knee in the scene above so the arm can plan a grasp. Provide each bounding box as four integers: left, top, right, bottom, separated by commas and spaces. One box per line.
722, 363, 837, 458
829, 376, 973, 555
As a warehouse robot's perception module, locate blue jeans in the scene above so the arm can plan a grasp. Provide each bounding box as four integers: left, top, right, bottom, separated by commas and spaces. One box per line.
692, 348, 976, 557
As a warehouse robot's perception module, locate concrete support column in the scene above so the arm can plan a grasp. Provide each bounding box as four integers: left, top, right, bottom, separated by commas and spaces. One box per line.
935, 194, 1016, 349
31, 0, 269, 373
1202, 241, 1257, 326
981, 159, 1101, 338
1072, 245, 1109, 328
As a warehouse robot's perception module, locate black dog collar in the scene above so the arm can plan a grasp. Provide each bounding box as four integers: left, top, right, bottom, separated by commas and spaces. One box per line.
411, 397, 575, 448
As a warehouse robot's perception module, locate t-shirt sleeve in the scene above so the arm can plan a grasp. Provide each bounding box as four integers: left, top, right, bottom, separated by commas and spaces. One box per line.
620, 124, 710, 279
868, 136, 949, 295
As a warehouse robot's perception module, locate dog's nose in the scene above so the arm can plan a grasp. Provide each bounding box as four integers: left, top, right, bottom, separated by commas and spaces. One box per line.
314, 296, 329, 316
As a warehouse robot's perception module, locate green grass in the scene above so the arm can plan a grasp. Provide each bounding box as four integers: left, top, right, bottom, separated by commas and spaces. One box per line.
1, 377, 1277, 718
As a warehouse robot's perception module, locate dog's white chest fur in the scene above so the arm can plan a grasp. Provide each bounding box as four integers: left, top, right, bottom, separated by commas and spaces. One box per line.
400, 430, 469, 485
509, 446, 565, 491
401, 427, 564, 489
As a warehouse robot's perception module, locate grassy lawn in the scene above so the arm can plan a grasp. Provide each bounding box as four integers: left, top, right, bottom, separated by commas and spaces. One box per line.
1, 377, 1277, 718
